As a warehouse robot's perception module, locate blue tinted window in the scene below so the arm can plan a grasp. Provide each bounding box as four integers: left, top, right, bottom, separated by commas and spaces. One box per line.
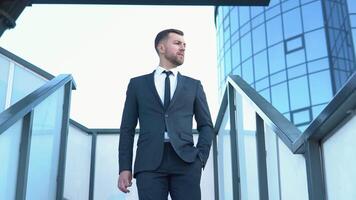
312, 103, 327, 118
305, 29, 327, 61
286, 35, 304, 53
271, 82, 289, 113
239, 7, 250, 26
283, 8, 303, 38
269, 0, 281, 7
286, 49, 306, 67
254, 51, 269, 80
259, 88, 271, 102
288, 64, 307, 79
240, 22, 251, 36
219, 28, 224, 51
224, 27, 230, 43
350, 15, 356, 27
242, 58, 254, 83
241, 33, 252, 61
251, 7, 264, 18
282, 0, 300, 12
253, 24, 267, 54
302, 1, 324, 32
220, 59, 225, 80
266, 16, 283, 46
233, 65, 241, 76
347, 0, 356, 13
223, 6, 230, 18
309, 71, 333, 105
231, 42, 241, 68
230, 7, 239, 34
268, 43, 286, 74
289, 76, 310, 110
307, 58, 329, 73
256, 77, 269, 91
266, 4, 281, 20
0, 56, 10, 111
270, 70, 286, 85
225, 49, 232, 75
231, 31, 239, 44
292, 108, 311, 125
252, 13, 265, 28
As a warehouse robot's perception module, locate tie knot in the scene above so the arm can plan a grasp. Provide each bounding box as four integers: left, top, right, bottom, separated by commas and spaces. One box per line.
163, 71, 173, 77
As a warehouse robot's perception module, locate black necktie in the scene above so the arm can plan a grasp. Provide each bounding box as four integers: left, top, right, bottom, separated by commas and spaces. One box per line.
163, 71, 172, 111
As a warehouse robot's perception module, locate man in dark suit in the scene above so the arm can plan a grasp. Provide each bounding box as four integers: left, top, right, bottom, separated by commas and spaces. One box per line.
117, 29, 214, 200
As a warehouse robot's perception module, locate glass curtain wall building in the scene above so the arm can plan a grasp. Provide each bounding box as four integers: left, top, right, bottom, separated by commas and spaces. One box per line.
215, 0, 356, 130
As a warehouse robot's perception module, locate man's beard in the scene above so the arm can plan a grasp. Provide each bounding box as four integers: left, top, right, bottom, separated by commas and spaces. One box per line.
166, 54, 184, 66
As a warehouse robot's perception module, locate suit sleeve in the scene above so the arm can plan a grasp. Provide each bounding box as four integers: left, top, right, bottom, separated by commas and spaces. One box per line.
194, 81, 214, 168
119, 79, 138, 174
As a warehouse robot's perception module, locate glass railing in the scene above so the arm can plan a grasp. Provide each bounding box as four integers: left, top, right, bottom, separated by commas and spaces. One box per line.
0, 74, 75, 200
213, 72, 356, 200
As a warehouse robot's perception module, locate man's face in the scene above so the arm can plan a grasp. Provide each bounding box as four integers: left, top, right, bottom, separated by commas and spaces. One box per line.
161, 33, 186, 67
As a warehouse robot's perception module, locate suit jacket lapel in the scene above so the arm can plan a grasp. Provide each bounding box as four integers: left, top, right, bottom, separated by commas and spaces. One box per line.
146, 71, 164, 109
168, 72, 185, 111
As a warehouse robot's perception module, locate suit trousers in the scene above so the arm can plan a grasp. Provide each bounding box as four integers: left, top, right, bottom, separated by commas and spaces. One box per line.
136, 142, 202, 200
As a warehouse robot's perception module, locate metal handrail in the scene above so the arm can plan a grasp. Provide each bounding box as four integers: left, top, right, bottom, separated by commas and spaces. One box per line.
0, 74, 75, 134
214, 72, 356, 154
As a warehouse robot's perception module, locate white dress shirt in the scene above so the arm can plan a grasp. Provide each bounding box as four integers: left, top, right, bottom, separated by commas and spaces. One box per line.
154, 66, 178, 140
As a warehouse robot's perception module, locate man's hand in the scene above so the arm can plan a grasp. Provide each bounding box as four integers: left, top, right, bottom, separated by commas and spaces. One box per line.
118, 170, 132, 193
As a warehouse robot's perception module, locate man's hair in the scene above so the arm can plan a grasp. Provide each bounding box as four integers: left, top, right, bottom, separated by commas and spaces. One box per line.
154, 29, 184, 53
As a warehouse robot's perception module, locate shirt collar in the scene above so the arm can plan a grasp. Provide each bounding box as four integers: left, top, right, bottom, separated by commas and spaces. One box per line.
156, 66, 178, 76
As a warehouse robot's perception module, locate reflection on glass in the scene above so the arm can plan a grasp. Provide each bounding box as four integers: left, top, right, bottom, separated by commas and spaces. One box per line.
26, 87, 65, 199
267, 16, 283, 46
268, 43, 285, 74
289, 76, 310, 110
305, 29, 327, 61
0, 56, 10, 112
309, 71, 332, 105
302, 1, 323, 32
271, 82, 289, 113
0, 119, 22, 200
283, 8, 303, 38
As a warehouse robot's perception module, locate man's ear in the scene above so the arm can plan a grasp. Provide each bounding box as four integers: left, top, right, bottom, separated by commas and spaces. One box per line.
158, 43, 165, 54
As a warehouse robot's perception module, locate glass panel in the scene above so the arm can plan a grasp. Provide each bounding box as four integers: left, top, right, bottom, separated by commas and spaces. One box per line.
282, 0, 300, 12
0, 56, 10, 112
225, 49, 232, 74
235, 92, 260, 200
268, 43, 286, 74
309, 71, 333, 105
323, 116, 356, 199
0, 119, 23, 200
94, 134, 137, 199
230, 7, 239, 34
255, 77, 269, 91
289, 76, 310, 110
312, 103, 327, 118
63, 125, 92, 200
305, 29, 327, 61
241, 33, 252, 61
278, 138, 309, 200
224, 28, 230, 44
347, 0, 356, 13
11, 65, 46, 105
242, 58, 254, 84
292, 108, 311, 125
231, 41, 241, 68
307, 58, 329, 73
259, 88, 271, 102
271, 82, 289, 113
26, 87, 65, 199
217, 108, 233, 200
302, 1, 324, 32
266, 5, 281, 20
288, 64, 307, 79
283, 8, 303, 38
253, 24, 267, 54
286, 49, 306, 68
251, 7, 264, 18
264, 123, 281, 200
286, 36, 303, 53
266, 16, 283, 46
270, 70, 286, 85
254, 51, 269, 80
239, 7, 250, 26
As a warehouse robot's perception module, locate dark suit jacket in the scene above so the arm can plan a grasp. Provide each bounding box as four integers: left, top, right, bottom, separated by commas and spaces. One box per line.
119, 71, 214, 177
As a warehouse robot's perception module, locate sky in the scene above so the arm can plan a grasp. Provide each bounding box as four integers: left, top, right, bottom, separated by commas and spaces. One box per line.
0, 5, 219, 128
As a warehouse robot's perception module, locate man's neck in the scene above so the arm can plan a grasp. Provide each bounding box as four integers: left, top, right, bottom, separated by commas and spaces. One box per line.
159, 62, 177, 70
